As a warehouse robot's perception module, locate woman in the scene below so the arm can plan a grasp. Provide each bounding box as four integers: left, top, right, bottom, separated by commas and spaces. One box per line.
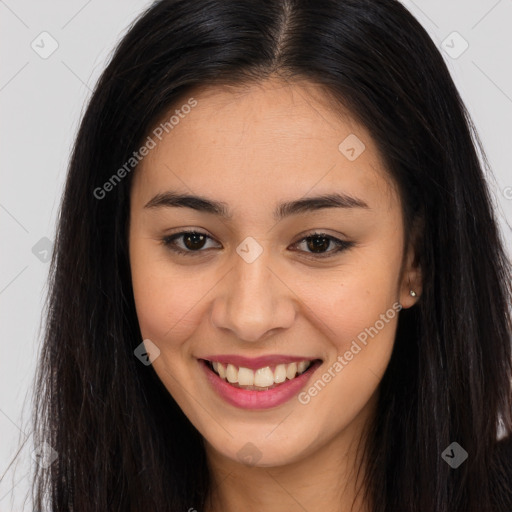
31, 0, 512, 510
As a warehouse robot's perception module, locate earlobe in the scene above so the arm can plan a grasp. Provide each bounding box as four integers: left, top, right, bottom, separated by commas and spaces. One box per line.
399, 212, 424, 308
404, 263, 423, 305
399, 241, 422, 308
408, 271, 422, 299
399, 271, 421, 309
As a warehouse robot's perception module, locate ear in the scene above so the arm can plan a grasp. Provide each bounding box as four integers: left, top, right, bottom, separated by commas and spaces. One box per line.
399, 222, 423, 309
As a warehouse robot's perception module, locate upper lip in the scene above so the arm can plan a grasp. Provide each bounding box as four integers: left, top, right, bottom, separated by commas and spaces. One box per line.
201, 354, 320, 370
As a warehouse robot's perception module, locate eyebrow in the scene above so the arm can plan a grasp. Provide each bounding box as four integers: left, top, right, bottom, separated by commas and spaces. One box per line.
144, 191, 369, 221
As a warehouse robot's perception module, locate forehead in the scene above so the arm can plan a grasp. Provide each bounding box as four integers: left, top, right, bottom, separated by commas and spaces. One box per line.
132, 78, 399, 215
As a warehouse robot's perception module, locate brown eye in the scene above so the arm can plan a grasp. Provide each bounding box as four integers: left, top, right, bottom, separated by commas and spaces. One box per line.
182, 232, 207, 250
292, 232, 354, 259
161, 231, 219, 255
305, 235, 331, 253
161, 230, 353, 259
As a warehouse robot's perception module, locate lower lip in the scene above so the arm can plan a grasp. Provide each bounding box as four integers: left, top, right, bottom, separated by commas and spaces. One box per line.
199, 359, 322, 410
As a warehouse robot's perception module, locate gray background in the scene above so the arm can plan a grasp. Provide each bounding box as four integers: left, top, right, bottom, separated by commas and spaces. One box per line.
1, 1, 511, 510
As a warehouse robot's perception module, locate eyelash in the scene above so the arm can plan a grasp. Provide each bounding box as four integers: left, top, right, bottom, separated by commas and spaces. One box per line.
160, 230, 354, 259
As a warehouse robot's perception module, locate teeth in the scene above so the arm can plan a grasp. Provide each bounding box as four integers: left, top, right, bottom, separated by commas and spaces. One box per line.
238, 367, 254, 386
286, 362, 297, 380
226, 364, 238, 383
274, 364, 287, 383
209, 360, 314, 389
254, 367, 274, 387
297, 361, 309, 374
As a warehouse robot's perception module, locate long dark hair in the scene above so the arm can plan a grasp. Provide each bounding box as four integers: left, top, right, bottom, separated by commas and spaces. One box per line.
31, 0, 512, 510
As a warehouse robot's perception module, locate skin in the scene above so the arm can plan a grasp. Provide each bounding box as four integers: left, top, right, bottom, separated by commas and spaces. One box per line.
128, 76, 422, 512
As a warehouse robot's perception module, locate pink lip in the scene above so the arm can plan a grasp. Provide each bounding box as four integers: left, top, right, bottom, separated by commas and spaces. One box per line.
201, 354, 315, 371
199, 358, 322, 410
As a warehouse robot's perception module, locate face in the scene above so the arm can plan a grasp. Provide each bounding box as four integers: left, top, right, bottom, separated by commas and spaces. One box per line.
128, 78, 420, 468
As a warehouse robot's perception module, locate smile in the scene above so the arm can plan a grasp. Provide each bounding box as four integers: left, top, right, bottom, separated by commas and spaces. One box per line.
206, 360, 314, 390
199, 357, 323, 409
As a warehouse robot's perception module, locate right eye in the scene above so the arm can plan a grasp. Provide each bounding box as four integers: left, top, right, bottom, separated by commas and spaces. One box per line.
160, 231, 221, 256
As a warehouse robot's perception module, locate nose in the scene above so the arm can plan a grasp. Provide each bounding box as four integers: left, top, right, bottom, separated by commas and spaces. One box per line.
210, 244, 296, 342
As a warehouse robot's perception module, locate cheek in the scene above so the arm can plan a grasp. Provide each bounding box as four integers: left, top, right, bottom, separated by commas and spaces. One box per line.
294, 252, 401, 348
289, 248, 402, 413
295, 275, 400, 428
129, 234, 210, 345
132, 270, 213, 346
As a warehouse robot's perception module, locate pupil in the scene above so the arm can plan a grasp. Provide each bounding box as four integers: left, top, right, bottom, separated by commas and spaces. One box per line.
184, 233, 206, 250
307, 236, 329, 253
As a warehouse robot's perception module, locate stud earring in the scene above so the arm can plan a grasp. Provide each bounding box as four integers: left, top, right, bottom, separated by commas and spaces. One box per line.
409, 290, 417, 297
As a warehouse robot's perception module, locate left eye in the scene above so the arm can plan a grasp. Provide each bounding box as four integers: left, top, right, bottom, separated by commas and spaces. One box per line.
292, 233, 353, 258
161, 231, 353, 258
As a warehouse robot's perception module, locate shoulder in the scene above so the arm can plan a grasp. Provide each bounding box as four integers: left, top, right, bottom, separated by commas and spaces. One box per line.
495, 434, 512, 466
490, 434, 512, 508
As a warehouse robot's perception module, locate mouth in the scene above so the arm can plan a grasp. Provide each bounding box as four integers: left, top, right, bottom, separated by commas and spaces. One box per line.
199, 356, 323, 409
201, 358, 322, 391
